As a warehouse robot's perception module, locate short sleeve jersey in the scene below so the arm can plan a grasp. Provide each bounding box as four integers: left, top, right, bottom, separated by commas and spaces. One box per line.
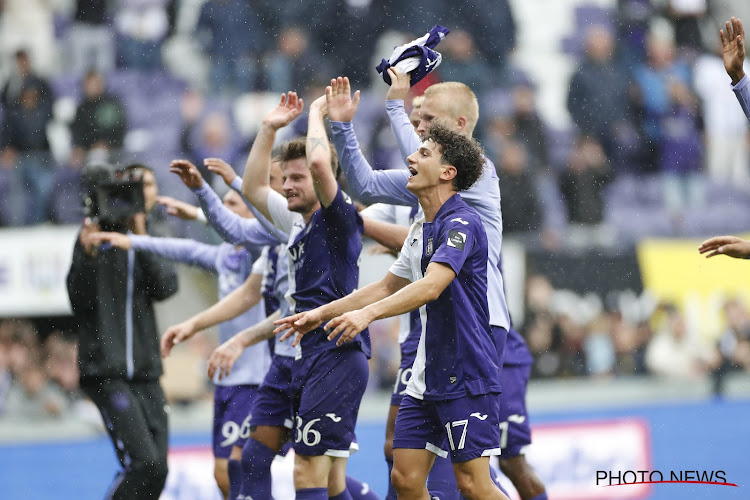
389, 194, 501, 400
268, 187, 370, 358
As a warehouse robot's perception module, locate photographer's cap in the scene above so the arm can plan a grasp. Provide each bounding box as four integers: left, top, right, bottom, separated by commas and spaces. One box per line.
376, 25, 450, 86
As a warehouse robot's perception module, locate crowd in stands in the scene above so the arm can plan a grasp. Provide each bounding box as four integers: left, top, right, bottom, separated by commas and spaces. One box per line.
2, 0, 750, 416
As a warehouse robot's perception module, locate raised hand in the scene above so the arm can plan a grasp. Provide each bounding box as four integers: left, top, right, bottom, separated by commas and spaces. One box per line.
310, 94, 329, 117
326, 76, 360, 123
169, 159, 204, 189
325, 309, 374, 346
698, 235, 750, 259
274, 309, 325, 347
160, 320, 197, 357
720, 17, 746, 84
386, 67, 411, 101
262, 91, 304, 130
207, 337, 243, 381
156, 196, 200, 220
86, 231, 132, 250
204, 157, 237, 186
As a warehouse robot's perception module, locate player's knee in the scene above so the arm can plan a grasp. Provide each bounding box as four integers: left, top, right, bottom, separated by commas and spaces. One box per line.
454, 469, 482, 500
391, 464, 421, 495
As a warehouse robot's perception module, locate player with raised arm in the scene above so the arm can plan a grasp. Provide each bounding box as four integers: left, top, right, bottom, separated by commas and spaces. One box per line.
721, 17, 750, 120
328, 74, 547, 499
238, 90, 369, 500
276, 125, 509, 500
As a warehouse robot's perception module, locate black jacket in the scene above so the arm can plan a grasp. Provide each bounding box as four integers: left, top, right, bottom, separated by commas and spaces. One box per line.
67, 237, 178, 381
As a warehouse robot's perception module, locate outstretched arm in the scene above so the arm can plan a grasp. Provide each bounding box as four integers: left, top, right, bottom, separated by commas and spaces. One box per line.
307, 92, 339, 207
327, 76, 417, 206
207, 309, 281, 381
326, 262, 456, 345
87, 232, 218, 270
699, 235, 750, 259
275, 271, 410, 346
385, 67, 422, 163
241, 92, 303, 221
160, 271, 263, 356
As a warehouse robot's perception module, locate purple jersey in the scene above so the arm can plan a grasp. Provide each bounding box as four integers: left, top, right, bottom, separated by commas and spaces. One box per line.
267, 187, 370, 358
390, 195, 501, 400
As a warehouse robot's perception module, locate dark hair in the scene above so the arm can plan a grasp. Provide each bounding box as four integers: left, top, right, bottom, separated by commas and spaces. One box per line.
423, 124, 485, 191
277, 137, 341, 179
121, 163, 155, 176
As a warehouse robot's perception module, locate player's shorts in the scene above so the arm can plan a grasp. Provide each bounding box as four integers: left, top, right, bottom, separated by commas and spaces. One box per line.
212, 384, 259, 458
290, 344, 369, 457
390, 341, 418, 407
393, 393, 502, 463
497, 362, 533, 457
251, 355, 295, 431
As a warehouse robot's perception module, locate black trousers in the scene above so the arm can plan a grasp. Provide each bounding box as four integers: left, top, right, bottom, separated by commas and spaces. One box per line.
82, 378, 169, 500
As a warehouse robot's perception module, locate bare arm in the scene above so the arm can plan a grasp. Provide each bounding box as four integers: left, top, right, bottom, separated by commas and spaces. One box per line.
241, 92, 303, 220
275, 271, 410, 345
160, 272, 263, 356
721, 17, 746, 85
207, 309, 281, 381
307, 93, 339, 207
327, 262, 456, 345
699, 235, 750, 259
362, 216, 410, 252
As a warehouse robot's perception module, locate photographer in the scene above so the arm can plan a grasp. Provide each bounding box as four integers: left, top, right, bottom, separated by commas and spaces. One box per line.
66, 164, 178, 500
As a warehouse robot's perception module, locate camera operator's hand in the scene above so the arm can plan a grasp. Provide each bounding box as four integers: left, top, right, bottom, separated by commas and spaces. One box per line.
161, 320, 197, 357
87, 231, 132, 250
204, 158, 237, 187
386, 67, 411, 101
327, 76, 360, 123
262, 91, 303, 131
207, 336, 243, 381
79, 218, 101, 257
156, 196, 200, 220
169, 160, 204, 189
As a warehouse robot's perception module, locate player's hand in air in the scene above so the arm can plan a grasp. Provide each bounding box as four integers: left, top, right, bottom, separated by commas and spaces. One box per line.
204, 157, 237, 186
161, 320, 197, 357
170, 159, 204, 189
326, 76, 360, 123
86, 231, 132, 250
207, 337, 243, 381
325, 309, 374, 346
156, 196, 200, 220
699, 235, 750, 259
263, 91, 304, 130
310, 94, 329, 117
720, 17, 746, 84
274, 309, 325, 347
386, 67, 411, 101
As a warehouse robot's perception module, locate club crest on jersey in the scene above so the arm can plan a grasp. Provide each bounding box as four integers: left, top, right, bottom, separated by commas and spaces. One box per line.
447, 230, 466, 250
426, 237, 434, 256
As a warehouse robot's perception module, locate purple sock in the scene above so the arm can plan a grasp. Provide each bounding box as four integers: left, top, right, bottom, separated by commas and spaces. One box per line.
529, 494, 548, 500
227, 459, 242, 499
385, 455, 397, 500
427, 455, 461, 500
346, 476, 380, 500
296, 487, 328, 500
239, 439, 275, 499
329, 487, 353, 500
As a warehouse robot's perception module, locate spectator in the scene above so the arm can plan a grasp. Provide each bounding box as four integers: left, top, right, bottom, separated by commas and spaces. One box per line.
0, 0, 57, 76
181, 107, 244, 184
0, 82, 55, 224
666, 0, 707, 52
496, 139, 542, 235
1, 49, 53, 111
265, 26, 332, 93
114, 0, 170, 72
567, 25, 640, 171
67, 0, 116, 76
437, 29, 491, 96
70, 70, 128, 167
196, 0, 267, 94
645, 304, 718, 379
5, 362, 69, 419
508, 82, 549, 170
712, 299, 750, 395
616, 0, 654, 68
559, 136, 612, 226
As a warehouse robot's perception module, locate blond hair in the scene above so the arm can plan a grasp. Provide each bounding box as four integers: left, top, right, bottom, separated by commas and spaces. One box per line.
411, 95, 425, 109
424, 82, 479, 136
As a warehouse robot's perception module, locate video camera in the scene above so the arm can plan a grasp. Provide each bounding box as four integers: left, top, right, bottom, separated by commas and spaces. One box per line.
81, 163, 146, 231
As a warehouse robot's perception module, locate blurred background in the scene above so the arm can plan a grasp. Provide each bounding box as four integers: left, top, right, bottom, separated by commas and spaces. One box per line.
0, 0, 749, 498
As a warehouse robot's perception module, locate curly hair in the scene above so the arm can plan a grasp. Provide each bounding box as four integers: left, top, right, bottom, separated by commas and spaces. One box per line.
423, 124, 485, 191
